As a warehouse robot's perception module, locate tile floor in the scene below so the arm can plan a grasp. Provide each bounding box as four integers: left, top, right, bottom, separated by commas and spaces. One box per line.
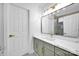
23, 52, 37, 56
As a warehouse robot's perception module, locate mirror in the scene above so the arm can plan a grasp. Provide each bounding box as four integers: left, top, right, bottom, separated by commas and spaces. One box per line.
41, 12, 79, 38
41, 3, 79, 38
41, 14, 57, 35
41, 14, 52, 34
56, 13, 79, 38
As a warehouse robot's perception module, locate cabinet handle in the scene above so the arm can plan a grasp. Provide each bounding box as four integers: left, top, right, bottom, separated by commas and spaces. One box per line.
42, 47, 44, 55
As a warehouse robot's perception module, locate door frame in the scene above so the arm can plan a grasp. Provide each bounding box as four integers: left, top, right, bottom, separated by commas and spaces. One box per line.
3, 3, 30, 56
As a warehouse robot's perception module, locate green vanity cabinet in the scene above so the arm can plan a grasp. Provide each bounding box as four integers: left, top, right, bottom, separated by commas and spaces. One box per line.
43, 42, 54, 56
33, 37, 77, 56
33, 38, 39, 54
55, 46, 77, 56
44, 42, 54, 56
37, 39, 44, 56
44, 47, 54, 56
33, 37, 44, 56
55, 46, 68, 56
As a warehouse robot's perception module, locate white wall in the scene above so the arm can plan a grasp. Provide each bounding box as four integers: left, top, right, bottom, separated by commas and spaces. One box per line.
14, 3, 42, 53
29, 6, 42, 53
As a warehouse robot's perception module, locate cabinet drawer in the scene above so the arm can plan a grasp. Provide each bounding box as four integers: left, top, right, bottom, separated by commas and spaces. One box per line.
44, 42, 54, 52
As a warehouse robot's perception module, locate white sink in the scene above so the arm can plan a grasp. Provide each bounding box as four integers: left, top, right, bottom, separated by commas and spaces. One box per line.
43, 37, 55, 41
52, 35, 79, 43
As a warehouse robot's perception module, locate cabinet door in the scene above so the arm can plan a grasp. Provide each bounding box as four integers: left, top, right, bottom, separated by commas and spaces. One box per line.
44, 47, 54, 56
64, 51, 77, 56
55, 46, 77, 56
37, 40, 43, 56
55, 46, 67, 56
43, 42, 54, 56
33, 38, 39, 54
44, 41, 54, 52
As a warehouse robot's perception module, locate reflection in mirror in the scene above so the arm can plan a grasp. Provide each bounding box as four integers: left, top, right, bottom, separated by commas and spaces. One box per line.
41, 14, 57, 35
41, 15, 52, 34
41, 13, 79, 38
57, 21, 63, 35
56, 13, 79, 38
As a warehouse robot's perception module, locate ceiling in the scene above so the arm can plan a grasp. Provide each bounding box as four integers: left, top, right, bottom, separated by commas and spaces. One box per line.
14, 3, 56, 12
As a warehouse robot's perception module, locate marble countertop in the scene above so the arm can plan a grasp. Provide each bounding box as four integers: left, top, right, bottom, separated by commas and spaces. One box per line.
33, 33, 79, 55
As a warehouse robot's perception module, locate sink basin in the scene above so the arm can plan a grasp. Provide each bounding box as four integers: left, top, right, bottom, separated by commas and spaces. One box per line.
52, 35, 79, 43
44, 37, 55, 41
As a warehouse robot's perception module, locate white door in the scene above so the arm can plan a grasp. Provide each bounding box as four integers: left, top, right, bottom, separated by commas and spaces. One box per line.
0, 4, 4, 56
4, 4, 29, 56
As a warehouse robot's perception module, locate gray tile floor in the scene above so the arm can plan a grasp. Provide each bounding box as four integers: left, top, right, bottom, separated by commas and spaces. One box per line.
23, 52, 37, 56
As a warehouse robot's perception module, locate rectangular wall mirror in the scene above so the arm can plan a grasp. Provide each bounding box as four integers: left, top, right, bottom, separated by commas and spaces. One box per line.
57, 13, 79, 38
41, 3, 79, 38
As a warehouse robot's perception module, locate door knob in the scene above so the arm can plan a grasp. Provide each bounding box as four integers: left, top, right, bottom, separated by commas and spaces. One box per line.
9, 35, 15, 38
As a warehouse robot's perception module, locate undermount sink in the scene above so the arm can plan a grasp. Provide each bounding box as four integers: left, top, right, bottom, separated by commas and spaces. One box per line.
45, 37, 55, 41
52, 35, 79, 43
61, 38, 79, 43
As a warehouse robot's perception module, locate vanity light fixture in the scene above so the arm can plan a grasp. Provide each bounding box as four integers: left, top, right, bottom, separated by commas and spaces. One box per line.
42, 3, 72, 16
